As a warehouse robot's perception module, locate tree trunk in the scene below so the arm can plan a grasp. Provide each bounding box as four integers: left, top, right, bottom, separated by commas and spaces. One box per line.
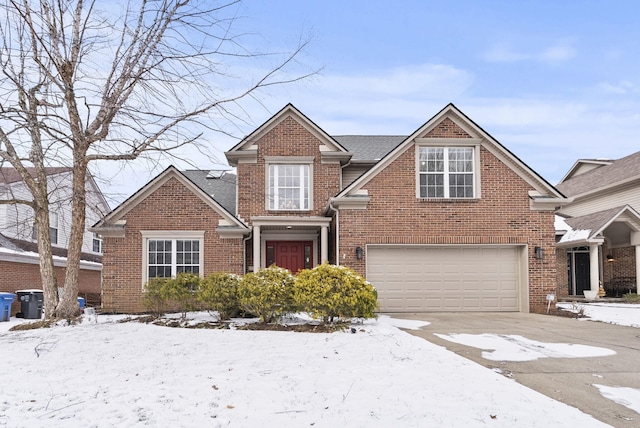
57, 163, 88, 318
34, 205, 59, 318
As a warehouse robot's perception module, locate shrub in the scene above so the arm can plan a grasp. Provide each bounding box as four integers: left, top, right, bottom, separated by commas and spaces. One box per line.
198, 273, 241, 321
171, 273, 201, 318
293, 263, 378, 323
237, 266, 296, 323
142, 273, 200, 319
142, 277, 171, 317
623, 293, 640, 303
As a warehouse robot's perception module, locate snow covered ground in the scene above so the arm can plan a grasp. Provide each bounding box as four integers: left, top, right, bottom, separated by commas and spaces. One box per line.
0, 303, 637, 427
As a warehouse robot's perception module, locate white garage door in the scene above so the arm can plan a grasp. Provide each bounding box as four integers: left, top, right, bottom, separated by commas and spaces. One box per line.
367, 246, 522, 312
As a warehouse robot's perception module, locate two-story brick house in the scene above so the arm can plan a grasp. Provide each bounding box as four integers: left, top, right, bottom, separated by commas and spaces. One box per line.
93, 103, 567, 313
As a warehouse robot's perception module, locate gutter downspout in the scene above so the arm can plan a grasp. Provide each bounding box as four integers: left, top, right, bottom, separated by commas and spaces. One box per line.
327, 199, 339, 266
242, 229, 252, 274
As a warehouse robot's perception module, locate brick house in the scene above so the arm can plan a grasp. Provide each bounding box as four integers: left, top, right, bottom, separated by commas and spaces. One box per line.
93, 103, 567, 313
555, 151, 640, 299
0, 168, 109, 310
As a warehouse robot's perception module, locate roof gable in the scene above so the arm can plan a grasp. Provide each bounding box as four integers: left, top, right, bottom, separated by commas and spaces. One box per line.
559, 159, 613, 183
336, 103, 566, 202
93, 166, 247, 231
556, 150, 640, 197
225, 104, 350, 166
558, 205, 640, 246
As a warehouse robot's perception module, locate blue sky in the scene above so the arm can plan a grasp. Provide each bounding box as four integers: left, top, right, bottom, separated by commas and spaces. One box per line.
105, 0, 640, 203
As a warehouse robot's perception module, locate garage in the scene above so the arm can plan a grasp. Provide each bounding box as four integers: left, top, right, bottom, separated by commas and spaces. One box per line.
366, 245, 525, 312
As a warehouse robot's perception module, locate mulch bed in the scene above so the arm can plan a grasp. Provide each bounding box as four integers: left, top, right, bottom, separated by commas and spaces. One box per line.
118, 315, 350, 333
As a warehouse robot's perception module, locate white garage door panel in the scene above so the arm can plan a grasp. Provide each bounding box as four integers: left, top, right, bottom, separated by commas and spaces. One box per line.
367, 246, 521, 312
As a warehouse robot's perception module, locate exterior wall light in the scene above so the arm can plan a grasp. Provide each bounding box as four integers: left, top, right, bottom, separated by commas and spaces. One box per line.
355, 246, 364, 260
606, 254, 615, 262
534, 246, 543, 259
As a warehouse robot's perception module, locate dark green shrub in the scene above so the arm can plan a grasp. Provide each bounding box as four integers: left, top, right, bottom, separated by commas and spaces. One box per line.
293, 263, 378, 323
237, 266, 295, 323
198, 273, 241, 321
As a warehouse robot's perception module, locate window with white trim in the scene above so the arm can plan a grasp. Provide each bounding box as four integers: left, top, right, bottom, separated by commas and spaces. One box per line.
147, 238, 201, 279
92, 233, 102, 253
32, 212, 59, 244
418, 147, 475, 198
268, 164, 310, 210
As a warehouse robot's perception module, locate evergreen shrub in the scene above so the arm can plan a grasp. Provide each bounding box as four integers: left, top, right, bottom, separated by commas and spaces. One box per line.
293, 263, 378, 323
238, 266, 295, 323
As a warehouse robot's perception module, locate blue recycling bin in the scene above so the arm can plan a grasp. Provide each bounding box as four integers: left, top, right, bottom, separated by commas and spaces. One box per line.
77, 297, 85, 310
0, 292, 16, 322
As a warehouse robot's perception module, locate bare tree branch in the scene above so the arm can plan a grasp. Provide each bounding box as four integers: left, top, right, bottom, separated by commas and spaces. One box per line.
0, 0, 317, 319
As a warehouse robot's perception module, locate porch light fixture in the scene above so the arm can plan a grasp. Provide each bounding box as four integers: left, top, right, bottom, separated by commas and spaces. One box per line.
606, 254, 615, 262
534, 246, 543, 260
355, 246, 364, 260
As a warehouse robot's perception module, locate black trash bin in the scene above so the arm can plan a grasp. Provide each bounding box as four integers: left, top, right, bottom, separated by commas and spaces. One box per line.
16, 289, 44, 319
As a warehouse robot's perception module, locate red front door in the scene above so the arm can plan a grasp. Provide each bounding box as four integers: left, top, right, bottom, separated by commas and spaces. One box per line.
266, 241, 313, 273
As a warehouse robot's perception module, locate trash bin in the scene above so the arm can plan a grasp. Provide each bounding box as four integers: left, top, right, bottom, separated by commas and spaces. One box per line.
16, 289, 44, 319
0, 292, 16, 322
77, 297, 85, 311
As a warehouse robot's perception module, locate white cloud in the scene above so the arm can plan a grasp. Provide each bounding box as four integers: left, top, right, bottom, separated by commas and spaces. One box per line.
482, 41, 576, 64
596, 80, 640, 95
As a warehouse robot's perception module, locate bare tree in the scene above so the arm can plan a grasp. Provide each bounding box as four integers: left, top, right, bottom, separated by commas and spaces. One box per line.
0, 0, 314, 319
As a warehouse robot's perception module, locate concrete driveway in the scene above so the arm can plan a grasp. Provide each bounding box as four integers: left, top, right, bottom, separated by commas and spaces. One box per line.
394, 312, 640, 428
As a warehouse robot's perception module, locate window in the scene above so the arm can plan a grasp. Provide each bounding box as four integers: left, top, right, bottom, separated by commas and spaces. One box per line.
418, 147, 475, 198
32, 212, 59, 244
92, 233, 102, 253
147, 238, 201, 279
268, 164, 310, 210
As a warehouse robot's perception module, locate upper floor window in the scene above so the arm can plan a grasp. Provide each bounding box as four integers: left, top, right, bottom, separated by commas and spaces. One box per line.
92, 233, 102, 253
418, 147, 475, 198
32, 212, 59, 244
268, 164, 310, 210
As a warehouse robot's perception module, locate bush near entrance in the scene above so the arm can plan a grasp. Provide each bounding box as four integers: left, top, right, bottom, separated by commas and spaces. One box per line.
141, 264, 378, 325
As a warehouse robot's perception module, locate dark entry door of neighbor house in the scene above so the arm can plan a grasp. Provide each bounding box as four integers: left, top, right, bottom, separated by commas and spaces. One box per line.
569, 251, 590, 295
266, 241, 313, 273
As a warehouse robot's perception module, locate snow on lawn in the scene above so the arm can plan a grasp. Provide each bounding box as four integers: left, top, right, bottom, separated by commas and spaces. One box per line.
434, 333, 616, 362
557, 302, 640, 328
0, 314, 609, 428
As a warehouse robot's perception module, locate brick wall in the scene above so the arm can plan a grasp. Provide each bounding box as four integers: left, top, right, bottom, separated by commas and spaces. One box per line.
236, 115, 341, 269
101, 176, 244, 313
237, 115, 341, 220
0, 261, 100, 315
338, 117, 558, 313
555, 248, 569, 298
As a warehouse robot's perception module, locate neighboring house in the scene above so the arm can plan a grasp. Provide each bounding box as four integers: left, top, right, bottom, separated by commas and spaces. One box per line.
555, 152, 640, 298
93, 103, 567, 314
0, 167, 110, 308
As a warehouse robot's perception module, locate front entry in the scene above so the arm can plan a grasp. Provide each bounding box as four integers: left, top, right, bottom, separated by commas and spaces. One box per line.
266, 241, 313, 273
567, 248, 590, 295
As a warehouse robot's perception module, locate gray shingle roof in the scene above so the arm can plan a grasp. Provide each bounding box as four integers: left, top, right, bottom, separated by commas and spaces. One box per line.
564, 206, 625, 234
557, 150, 640, 196
181, 170, 237, 215
0, 232, 102, 263
0, 167, 73, 184
333, 135, 405, 162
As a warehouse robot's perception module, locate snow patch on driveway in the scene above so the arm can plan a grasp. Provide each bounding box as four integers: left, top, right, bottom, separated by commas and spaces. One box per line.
593, 384, 640, 415
435, 333, 616, 361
